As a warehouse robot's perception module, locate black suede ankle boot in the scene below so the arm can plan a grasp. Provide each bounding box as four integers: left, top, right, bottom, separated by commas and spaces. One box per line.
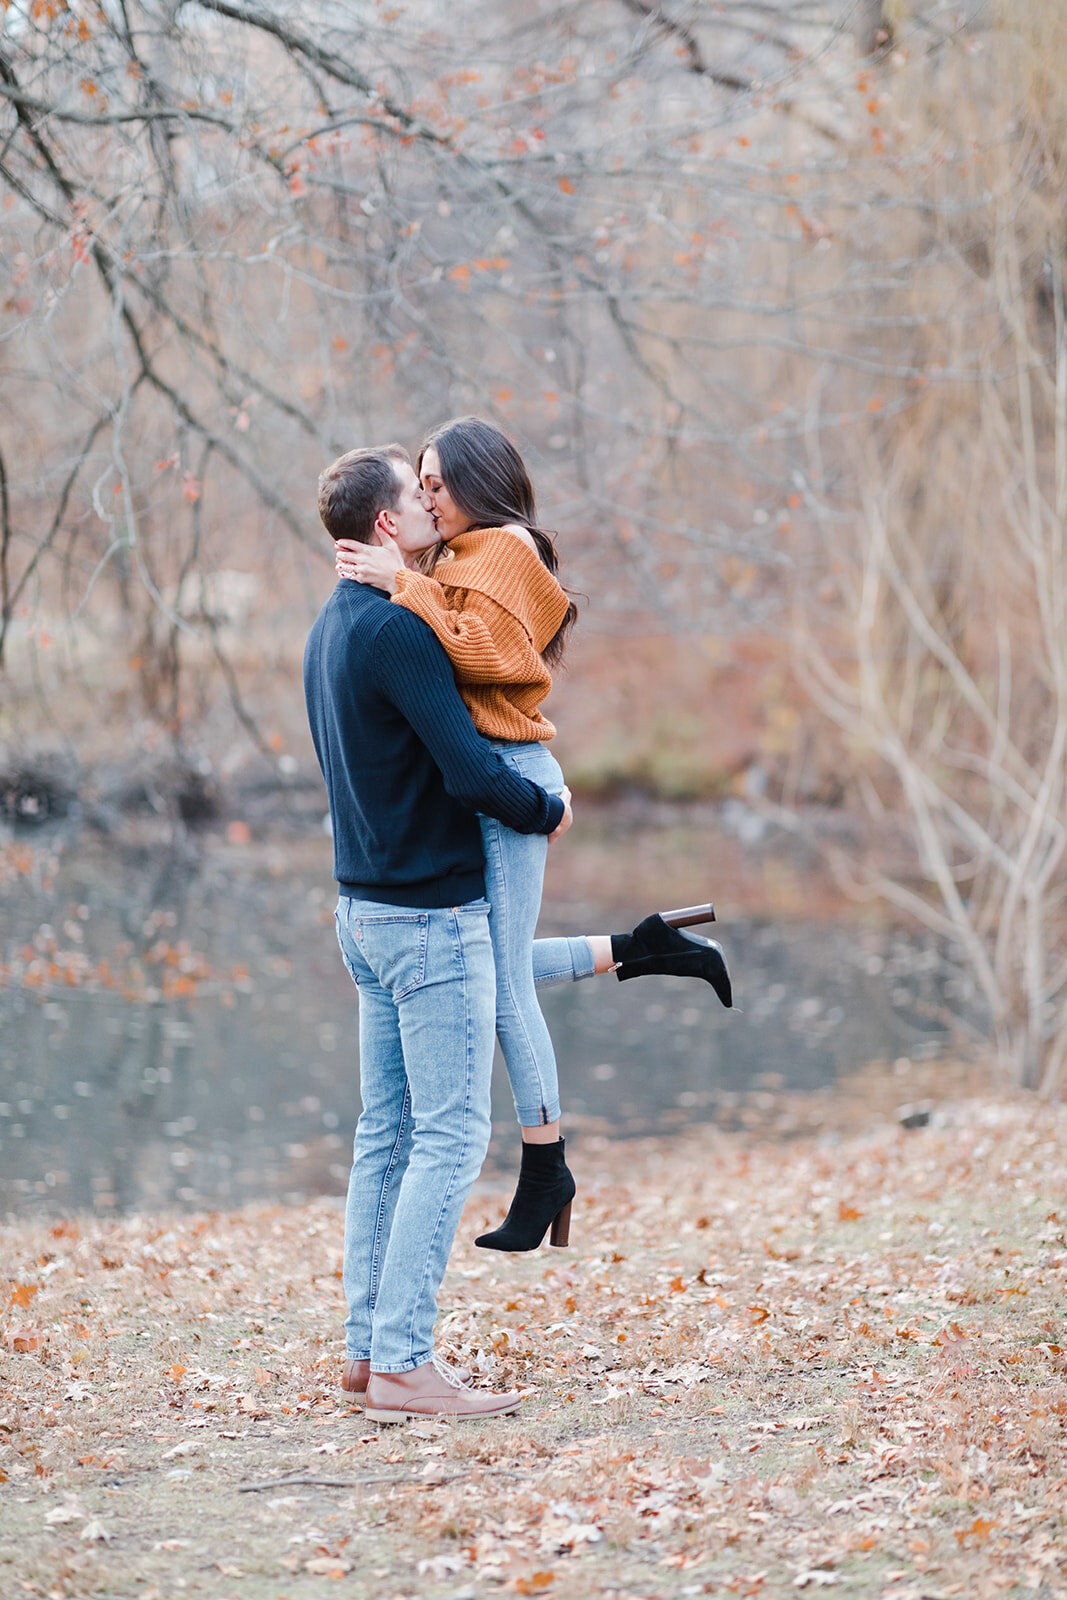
475, 1138, 576, 1252
611, 913, 733, 1008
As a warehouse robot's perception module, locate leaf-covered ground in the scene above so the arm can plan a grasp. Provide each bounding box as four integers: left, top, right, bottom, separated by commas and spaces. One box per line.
2, 1094, 1066, 1600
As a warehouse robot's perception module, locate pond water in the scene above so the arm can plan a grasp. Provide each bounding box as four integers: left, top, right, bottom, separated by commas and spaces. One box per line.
0, 800, 974, 1219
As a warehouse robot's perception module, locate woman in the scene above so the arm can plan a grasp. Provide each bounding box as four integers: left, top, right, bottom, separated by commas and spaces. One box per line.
335, 416, 731, 1252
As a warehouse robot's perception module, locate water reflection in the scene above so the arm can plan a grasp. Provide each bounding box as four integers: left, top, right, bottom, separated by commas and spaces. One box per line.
0, 810, 971, 1218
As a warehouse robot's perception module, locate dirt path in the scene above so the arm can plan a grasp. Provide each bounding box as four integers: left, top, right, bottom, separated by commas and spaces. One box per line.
3, 1096, 1066, 1599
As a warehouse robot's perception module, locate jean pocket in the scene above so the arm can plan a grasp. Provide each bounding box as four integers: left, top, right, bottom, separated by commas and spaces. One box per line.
454, 897, 491, 916
351, 911, 428, 999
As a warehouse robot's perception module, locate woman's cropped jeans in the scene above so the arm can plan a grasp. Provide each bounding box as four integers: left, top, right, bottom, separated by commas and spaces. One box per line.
480, 739, 597, 1127
335, 895, 497, 1373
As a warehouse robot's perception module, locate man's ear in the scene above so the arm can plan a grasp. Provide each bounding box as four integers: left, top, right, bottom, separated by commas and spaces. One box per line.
374, 507, 400, 547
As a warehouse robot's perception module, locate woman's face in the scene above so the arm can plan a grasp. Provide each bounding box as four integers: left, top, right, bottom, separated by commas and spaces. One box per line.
420, 447, 472, 543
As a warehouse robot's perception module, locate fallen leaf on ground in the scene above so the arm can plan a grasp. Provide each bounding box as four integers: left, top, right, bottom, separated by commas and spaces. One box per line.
9, 1327, 44, 1352
955, 1517, 996, 1545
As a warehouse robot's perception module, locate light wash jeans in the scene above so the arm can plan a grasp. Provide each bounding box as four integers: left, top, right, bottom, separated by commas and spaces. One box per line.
480, 740, 597, 1127
334, 895, 496, 1372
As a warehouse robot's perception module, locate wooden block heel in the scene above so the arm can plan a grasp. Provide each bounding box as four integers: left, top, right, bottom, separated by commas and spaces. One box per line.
549, 1199, 572, 1247
660, 901, 716, 928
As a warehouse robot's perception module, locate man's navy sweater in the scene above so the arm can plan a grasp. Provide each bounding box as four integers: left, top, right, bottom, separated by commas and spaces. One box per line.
303, 581, 565, 909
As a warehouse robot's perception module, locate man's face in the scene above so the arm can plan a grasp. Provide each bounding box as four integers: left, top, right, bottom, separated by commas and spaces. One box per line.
380, 462, 440, 558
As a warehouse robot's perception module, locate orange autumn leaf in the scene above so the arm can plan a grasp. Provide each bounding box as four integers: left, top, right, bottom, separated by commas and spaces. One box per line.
837, 1202, 863, 1221
11, 1327, 43, 1353
253, 1366, 273, 1385
955, 1517, 995, 1545
447, 263, 471, 282
514, 1575, 555, 1595
9, 1283, 39, 1308
169, 1364, 187, 1382
304, 1556, 351, 1576
558, 176, 575, 194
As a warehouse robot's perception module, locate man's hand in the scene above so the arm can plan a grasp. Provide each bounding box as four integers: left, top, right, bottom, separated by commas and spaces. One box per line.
548, 784, 572, 843
336, 538, 404, 594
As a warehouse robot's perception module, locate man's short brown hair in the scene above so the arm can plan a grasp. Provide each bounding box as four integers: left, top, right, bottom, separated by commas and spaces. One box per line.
317, 445, 410, 545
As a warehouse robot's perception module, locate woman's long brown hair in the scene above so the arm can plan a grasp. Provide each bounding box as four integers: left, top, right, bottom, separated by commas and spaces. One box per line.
417, 416, 578, 666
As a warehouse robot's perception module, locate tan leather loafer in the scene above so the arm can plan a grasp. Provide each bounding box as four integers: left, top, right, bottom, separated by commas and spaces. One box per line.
341, 1353, 471, 1407
365, 1355, 520, 1423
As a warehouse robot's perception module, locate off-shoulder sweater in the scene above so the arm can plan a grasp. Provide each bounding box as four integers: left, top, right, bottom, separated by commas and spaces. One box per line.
392, 526, 569, 742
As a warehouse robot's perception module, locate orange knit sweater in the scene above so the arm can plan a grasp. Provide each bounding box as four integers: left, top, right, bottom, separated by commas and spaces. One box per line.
392, 527, 569, 742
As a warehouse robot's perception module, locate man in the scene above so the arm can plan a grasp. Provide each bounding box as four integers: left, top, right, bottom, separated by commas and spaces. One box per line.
303, 444, 571, 1423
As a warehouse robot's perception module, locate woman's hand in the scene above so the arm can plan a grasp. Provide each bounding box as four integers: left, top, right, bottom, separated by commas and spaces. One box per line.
335, 538, 404, 594
548, 784, 572, 843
